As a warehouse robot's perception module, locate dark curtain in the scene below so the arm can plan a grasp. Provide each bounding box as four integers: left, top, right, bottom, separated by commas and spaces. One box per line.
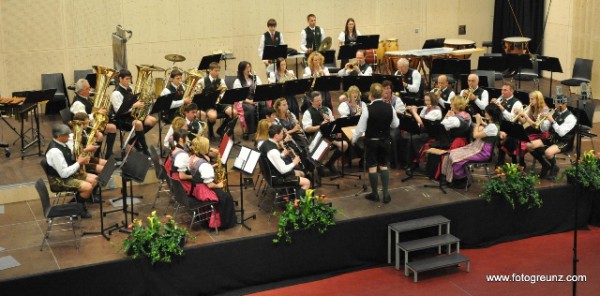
492, 0, 545, 55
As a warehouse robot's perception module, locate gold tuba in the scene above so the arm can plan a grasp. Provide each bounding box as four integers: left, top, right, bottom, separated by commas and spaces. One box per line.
132, 64, 164, 121
178, 69, 205, 116
70, 119, 89, 174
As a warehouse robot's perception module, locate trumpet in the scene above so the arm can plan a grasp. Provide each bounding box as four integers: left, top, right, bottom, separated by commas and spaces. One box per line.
461, 88, 474, 102
512, 105, 530, 123
430, 88, 441, 97
345, 61, 358, 71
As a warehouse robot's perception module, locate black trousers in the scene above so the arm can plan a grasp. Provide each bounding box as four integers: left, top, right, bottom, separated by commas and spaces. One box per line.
365, 138, 391, 168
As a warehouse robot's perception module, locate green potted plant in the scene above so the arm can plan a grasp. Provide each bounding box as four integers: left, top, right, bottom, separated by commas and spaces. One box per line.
123, 211, 191, 264
273, 189, 338, 244
480, 163, 542, 209
564, 150, 600, 191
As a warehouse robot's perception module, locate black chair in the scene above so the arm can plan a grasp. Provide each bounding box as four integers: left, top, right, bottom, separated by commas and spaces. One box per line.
224, 75, 237, 89
478, 54, 505, 81
42, 73, 69, 114
35, 178, 84, 251
257, 157, 297, 216
169, 176, 218, 233
74, 69, 94, 83
59, 108, 73, 124
561, 58, 593, 88
149, 146, 169, 209
465, 138, 499, 191
40, 159, 79, 205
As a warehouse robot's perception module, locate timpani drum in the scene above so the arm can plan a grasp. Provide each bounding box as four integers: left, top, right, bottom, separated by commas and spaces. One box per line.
383, 51, 420, 75
503, 36, 531, 54
444, 38, 476, 59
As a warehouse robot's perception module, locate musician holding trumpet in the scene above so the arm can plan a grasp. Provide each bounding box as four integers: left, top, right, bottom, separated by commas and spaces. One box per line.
461, 74, 489, 116
433, 75, 455, 114
337, 50, 373, 76
491, 82, 522, 165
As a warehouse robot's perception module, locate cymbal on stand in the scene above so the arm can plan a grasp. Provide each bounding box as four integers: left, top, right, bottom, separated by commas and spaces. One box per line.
164, 54, 186, 63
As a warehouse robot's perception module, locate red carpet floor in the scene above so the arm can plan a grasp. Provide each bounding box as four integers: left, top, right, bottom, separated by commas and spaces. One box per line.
251, 226, 600, 296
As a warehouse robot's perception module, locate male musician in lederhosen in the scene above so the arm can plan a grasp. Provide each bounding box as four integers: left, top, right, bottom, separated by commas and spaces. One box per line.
492, 82, 523, 165
353, 83, 399, 203
110, 69, 157, 155
200, 62, 235, 138
301, 91, 348, 176
160, 69, 193, 123
300, 14, 326, 55
535, 95, 577, 179
382, 80, 405, 168
337, 50, 373, 76
259, 18, 285, 70
259, 125, 311, 192
46, 124, 97, 218
461, 74, 489, 116
434, 75, 455, 115
70, 78, 118, 160
394, 58, 422, 99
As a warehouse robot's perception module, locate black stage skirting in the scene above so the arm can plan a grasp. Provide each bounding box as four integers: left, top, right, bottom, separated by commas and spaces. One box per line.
1, 185, 597, 295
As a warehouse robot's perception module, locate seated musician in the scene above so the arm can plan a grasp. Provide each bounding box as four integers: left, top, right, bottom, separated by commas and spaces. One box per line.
70, 78, 117, 160
182, 103, 204, 141
461, 74, 489, 116
163, 117, 187, 150
259, 125, 311, 192
491, 82, 523, 165
352, 83, 399, 203
72, 112, 107, 173
509, 90, 551, 168
406, 92, 443, 170
382, 80, 405, 168
337, 50, 373, 76
110, 69, 157, 155
264, 107, 277, 123
200, 62, 235, 138
433, 75, 455, 114
160, 69, 193, 123
302, 51, 333, 111
394, 58, 421, 99
534, 94, 576, 179
441, 96, 472, 149
273, 98, 308, 149
268, 58, 299, 118
441, 104, 502, 188
337, 86, 367, 118
46, 124, 97, 218
301, 91, 348, 176
233, 61, 263, 138
188, 136, 237, 229
254, 119, 271, 149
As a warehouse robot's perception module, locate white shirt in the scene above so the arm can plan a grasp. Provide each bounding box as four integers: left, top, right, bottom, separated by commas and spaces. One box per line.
198, 161, 215, 184
173, 150, 190, 173
258, 31, 286, 59
352, 99, 400, 144
391, 96, 405, 115
337, 30, 362, 43
268, 70, 295, 84
483, 123, 499, 137
337, 64, 373, 76
437, 88, 456, 109
394, 70, 421, 93
233, 76, 263, 89
540, 110, 577, 137
265, 139, 296, 174
338, 101, 368, 118
46, 139, 81, 178
302, 106, 334, 130
498, 96, 523, 121
469, 87, 489, 111
70, 95, 94, 122
441, 116, 462, 131
420, 107, 443, 121
302, 67, 330, 79
110, 84, 132, 114
300, 26, 326, 52
160, 83, 186, 109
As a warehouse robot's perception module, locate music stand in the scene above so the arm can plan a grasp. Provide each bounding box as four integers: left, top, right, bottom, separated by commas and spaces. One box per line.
319, 50, 336, 65
372, 74, 405, 92
356, 35, 380, 49
338, 45, 359, 61
422, 38, 445, 49
262, 45, 288, 70
423, 121, 452, 194
342, 76, 374, 92
313, 76, 342, 92
232, 145, 259, 230
82, 156, 119, 240
501, 121, 530, 165
538, 56, 563, 97
198, 54, 223, 70
220, 87, 249, 143
192, 91, 220, 111
328, 116, 361, 180
504, 54, 531, 89
400, 117, 425, 182
308, 132, 339, 189
284, 78, 312, 96
151, 93, 176, 156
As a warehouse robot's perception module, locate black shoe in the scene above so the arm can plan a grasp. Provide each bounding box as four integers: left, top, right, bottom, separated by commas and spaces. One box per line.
365, 192, 380, 202
86, 195, 101, 204
545, 166, 560, 180
326, 163, 340, 176
317, 166, 326, 177
539, 163, 550, 178
382, 194, 391, 203
80, 210, 92, 219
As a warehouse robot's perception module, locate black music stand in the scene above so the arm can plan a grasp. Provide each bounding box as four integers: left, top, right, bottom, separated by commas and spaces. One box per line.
262, 44, 288, 72
313, 76, 342, 92
220, 87, 249, 143
373, 74, 405, 92
400, 117, 425, 182
82, 156, 119, 240
198, 54, 223, 70
422, 38, 445, 49
504, 54, 531, 89
232, 145, 259, 230
356, 35, 380, 49
338, 45, 359, 62
151, 93, 176, 156
308, 132, 339, 189
319, 50, 336, 65
327, 116, 361, 181
193, 91, 220, 111
284, 78, 312, 96
117, 93, 141, 149
342, 76, 374, 92
423, 122, 451, 194
538, 56, 563, 97
85, 73, 97, 89
500, 121, 530, 166
108, 150, 150, 234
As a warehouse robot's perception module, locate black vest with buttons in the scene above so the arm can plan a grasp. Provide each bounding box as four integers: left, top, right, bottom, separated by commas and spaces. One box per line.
114, 85, 133, 116
263, 31, 281, 46
74, 94, 93, 114
304, 26, 322, 51
203, 77, 221, 93
502, 96, 519, 115
306, 106, 324, 135
259, 140, 292, 178
365, 100, 393, 139
448, 115, 470, 139
46, 140, 75, 177
551, 109, 576, 142
467, 87, 485, 115
167, 83, 184, 100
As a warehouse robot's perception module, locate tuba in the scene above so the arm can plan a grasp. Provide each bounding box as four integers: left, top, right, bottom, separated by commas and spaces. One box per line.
132, 64, 164, 121
70, 119, 88, 174
178, 69, 206, 116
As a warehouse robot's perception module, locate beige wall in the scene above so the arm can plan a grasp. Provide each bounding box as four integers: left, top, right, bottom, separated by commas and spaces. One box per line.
0, 0, 494, 97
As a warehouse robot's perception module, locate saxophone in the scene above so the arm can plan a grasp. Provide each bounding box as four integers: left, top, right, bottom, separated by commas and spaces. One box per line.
214, 153, 228, 191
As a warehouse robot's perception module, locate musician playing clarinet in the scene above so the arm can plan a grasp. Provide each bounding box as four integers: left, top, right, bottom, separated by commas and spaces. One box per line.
353, 83, 399, 204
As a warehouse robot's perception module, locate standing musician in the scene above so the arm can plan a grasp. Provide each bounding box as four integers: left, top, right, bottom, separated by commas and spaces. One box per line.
259, 125, 311, 192
200, 62, 235, 138
337, 50, 373, 76
269, 57, 299, 118
394, 58, 422, 99
433, 75, 455, 114
352, 83, 399, 204
259, 18, 285, 70
70, 78, 118, 160
303, 51, 333, 112
534, 94, 577, 179
160, 69, 193, 123
188, 136, 237, 229
382, 80, 405, 168
110, 69, 157, 155
302, 91, 348, 176
300, 14, 326, 55
337, 17, 361, 66
460, 74, 489, 116
233, 61, 263, 138
406, 92, 443, 170
337, 86, 367, 118
491, 82, 523, 165
46, 124, 97, 218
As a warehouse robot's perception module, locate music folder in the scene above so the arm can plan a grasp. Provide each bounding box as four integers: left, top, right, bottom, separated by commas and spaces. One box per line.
262, 44, 288, 61
283, 79, 311, 96
220, 87, 250, 105
338, 45, 359, 61
313, 76, 342, 92
372, 74, 405, 92
198, 54, 223, 70
150, 92, 176, 114
192, 91, 220, 111
342, 76, 374, 92
116, 93, 140, 115
356, 35, 380, 49
254, 84, 284, 102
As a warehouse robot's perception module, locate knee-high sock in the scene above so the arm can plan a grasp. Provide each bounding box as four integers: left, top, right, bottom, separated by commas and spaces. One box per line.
326, 149, 342, 166
380, 169, 390, 196
369, 172, 378, 194
531, 148, 550, 167
143, 124, 153, 134
135, 130, 148, 151
105, 133, 116, 160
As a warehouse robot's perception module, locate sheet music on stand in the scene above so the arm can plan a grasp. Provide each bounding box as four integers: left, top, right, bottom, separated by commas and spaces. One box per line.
308, 131, 323, 154
234, 146, 260, 175
220, 134, 233, 165
308, 131, 331, 161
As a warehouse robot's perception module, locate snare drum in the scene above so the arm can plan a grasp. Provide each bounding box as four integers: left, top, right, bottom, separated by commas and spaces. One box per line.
364, 49, 377, 64
503, 36, 531, 54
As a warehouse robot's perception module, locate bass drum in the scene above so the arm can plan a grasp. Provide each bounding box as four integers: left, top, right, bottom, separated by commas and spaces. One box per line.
364, 49, 377, 64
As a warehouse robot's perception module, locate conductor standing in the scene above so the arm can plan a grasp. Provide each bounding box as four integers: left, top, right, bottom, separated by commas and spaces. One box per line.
353, 83, 399, 203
